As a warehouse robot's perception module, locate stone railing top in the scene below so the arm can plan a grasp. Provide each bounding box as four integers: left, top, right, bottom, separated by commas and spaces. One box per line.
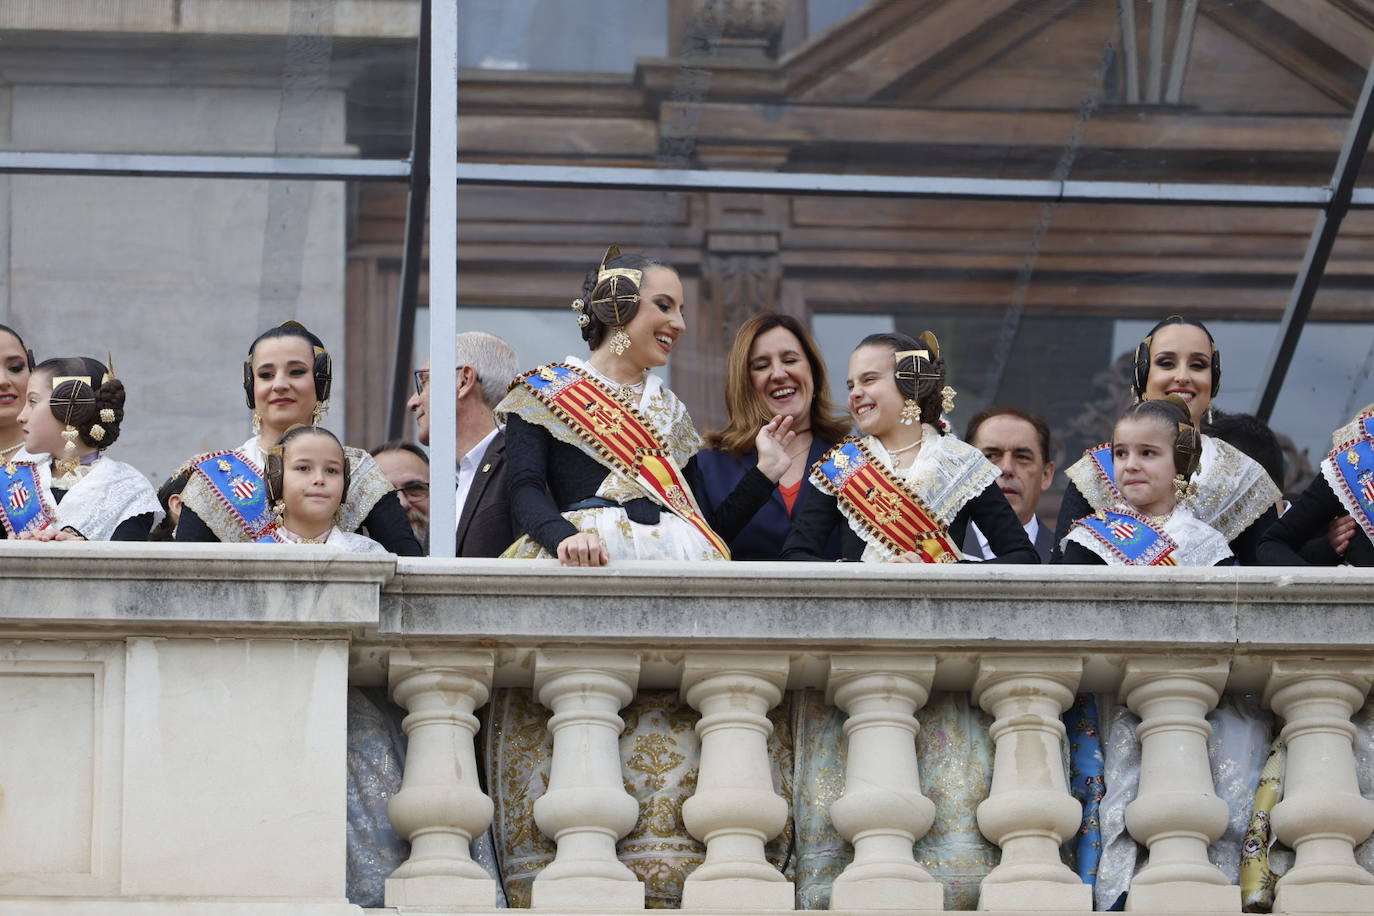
0, 541, 392, 630
4, 545, 1372, 661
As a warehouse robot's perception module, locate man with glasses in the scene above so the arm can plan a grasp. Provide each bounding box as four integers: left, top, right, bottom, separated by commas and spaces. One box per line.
369, 440, 431, 549
407, 331, 520, 557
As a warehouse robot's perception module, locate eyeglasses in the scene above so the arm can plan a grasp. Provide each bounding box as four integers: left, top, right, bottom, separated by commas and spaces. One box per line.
413, 367, 480, 395
397, 481, 430, 497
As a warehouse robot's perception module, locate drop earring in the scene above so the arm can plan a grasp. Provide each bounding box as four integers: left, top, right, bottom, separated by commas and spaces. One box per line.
56, 426, 81, 479
1173, 473, 1197, 504
609, 327, 632, 357
900, 399, 921, 426
940, 385, 957, 415
252, 411, 262, 435
312, 402, 328, 425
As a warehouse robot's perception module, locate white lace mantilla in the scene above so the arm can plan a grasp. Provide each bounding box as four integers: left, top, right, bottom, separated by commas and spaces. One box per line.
1066, 434, 1279, 543
49, 457, 163, 541
1062, 505, 1233, 567
819, 432, 996, 563
276, 525, 388, 554
180, 435, 393, 543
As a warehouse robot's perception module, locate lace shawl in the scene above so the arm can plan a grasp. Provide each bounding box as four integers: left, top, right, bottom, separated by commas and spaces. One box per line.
52, 457, 163, 541
1065, 434, 1279, 542
493, 356, 703, 509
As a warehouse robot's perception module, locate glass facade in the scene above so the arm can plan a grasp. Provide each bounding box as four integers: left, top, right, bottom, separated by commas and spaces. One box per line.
3, 0, 1373, 536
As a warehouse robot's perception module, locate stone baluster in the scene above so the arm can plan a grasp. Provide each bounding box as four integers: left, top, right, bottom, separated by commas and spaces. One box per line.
531, 650, 645, 910
1120, 657, 1238, 912
973, 656, 1092, 911
384, 649, 498, 908
680, 652, 794, 909
826, 655, 943, 910
1264, 660, 1374, 913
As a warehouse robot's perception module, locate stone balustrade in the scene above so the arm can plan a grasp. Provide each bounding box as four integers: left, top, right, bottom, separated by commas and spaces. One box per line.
4, 542, 1374, 915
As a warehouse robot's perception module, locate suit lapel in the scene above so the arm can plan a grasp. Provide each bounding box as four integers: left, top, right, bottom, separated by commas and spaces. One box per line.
456, 434, 503, 547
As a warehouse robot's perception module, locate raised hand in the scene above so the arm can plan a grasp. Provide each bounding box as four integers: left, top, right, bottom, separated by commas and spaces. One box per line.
754, 414, 798, 483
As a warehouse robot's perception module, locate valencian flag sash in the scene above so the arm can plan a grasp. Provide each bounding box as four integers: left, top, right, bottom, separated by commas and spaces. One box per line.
1073, 508, 1178, 566
190, 450, 278, 543
1324, 415, 1374, 542
0, 460, 55, 537
515, 363, 731, 559
810, 438, 960, 563
1085, 442, 1122, 499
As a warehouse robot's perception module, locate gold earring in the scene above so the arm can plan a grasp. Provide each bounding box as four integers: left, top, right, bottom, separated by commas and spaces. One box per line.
940, 385, 957, 415
312, 402, 328, 425
609, 327, 632, 356
251, 411, 262, 435
56, 426, 80, 478
1173, 473, 1197, 504
900, 399, 921, 426
1205, 406, 1214, 426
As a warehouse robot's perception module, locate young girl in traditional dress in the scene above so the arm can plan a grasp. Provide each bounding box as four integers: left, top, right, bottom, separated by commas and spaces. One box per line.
1258, 404, 1374, 566
3, 355, 160, 541
1061, 395, 1232, 566
779, 331, 1037, 563
174, 320, 420, 554
263, 426, 386, 553
1053, 316, 1278, 563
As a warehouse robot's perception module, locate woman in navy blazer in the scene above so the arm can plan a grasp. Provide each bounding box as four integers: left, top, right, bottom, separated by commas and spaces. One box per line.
693, 313, 851, 560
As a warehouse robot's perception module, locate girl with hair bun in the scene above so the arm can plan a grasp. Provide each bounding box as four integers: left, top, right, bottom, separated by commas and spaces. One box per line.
1061, 395, 1232, 566
780, 331, 1037, 563
173, 320, 420, 555
1052, 316, 1279, 563
0, 324, 35, 466
2, 355, 161, 541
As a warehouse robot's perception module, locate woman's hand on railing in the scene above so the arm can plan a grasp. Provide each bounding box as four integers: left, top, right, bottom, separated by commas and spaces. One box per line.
557, 531, 609, 567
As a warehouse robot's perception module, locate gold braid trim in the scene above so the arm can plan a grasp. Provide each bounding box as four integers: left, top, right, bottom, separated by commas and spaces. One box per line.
1065, 446, 1119, 513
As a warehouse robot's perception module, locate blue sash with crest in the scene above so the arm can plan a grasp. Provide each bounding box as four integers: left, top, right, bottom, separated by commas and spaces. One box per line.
190, 451, 278, 543
1073, 508, 1178, 566
1325, 417, 1374, 541
0, 460, 55, 537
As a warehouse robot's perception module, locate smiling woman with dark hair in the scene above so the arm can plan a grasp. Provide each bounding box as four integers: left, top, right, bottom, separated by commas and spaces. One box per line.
172, 320, 421, 554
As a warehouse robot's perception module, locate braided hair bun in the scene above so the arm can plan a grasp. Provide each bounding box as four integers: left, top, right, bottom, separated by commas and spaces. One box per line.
574, 247, 674, 351
36, 356, 124, 448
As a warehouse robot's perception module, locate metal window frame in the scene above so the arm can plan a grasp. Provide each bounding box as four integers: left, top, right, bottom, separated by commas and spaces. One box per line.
2, 3, 1371, 553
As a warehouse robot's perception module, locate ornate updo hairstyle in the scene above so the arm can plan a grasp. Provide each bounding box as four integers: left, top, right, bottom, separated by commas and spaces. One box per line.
34, 356, 125, 448
573, 246, 675, 351
1117, 394, 1202, 481
264, 425, 352, 509
857, 331, 949, 432
1131, 315, 1221, 401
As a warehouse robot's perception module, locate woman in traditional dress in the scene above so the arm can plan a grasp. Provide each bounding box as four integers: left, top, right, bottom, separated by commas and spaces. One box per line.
1258, 404, 1374, 566
3, 355, 161, 541
174, 320, 421, 555
498, 246, 796, 564
0, 324, 34, 469
1061, 396, 1232, 566
695, 312, 850, 560
1052, 316, 1279, 563
779, 331, 1037, 564
489, 247, 800, 908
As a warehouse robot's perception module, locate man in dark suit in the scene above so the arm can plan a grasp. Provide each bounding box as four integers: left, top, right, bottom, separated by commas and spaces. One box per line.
408, 331, 520, 557
962, 407, 1056, 563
